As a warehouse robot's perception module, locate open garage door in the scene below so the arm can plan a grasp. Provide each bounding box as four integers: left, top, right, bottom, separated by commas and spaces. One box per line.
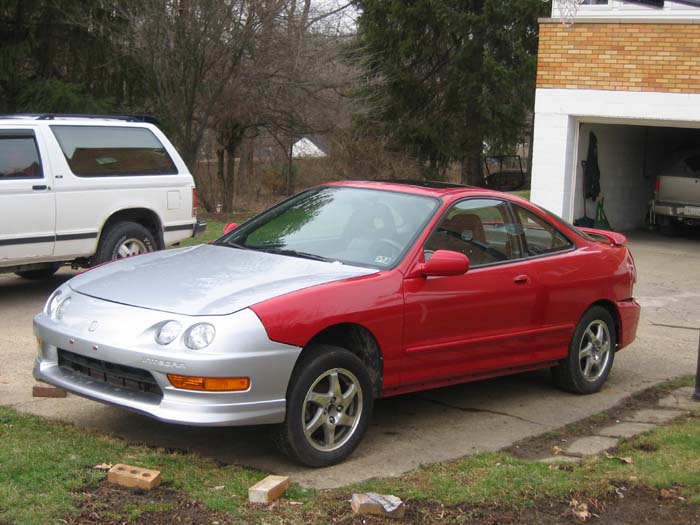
573, 122, 700, 232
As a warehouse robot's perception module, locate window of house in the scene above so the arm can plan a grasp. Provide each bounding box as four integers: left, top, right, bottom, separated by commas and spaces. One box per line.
0, 134, 43, 180
513, 205, 573, 257
425, 199, 522, 267
51, 126, 178, 177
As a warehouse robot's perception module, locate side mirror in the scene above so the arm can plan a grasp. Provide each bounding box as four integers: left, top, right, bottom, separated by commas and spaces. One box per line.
223, 222, 238, 234
420, 250, 469, 277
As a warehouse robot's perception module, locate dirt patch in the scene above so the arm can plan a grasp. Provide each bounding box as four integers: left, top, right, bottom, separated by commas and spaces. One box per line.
506, 380, 695, 460
324, 487, 700, 524
71, 480, 230, 524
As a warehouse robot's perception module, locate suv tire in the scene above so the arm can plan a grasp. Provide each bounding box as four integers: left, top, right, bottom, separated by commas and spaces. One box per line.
93, 221, 156, 265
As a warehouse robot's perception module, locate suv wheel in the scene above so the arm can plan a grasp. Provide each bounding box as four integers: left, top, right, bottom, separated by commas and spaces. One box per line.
93, 221, 156, 265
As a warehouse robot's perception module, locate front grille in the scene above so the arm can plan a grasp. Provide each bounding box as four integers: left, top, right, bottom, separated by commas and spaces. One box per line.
58, 349, 163, 400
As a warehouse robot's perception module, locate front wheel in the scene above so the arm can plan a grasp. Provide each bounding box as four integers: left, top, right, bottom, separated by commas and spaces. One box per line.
552, 306, 616, 394
277, 345, 374, 467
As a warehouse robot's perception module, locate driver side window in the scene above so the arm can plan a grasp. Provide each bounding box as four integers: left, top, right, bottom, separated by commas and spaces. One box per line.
425, 198, 522, 267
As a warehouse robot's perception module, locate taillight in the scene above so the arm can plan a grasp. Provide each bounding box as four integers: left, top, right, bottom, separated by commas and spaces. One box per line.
192, 188, 198, 217
654, 178, 660, 194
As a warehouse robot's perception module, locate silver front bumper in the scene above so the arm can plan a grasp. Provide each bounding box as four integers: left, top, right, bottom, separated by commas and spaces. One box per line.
33, 294, 301, 427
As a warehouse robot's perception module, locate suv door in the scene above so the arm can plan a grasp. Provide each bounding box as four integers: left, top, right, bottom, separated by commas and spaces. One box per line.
401, 198, 542, 387
0, 129, 55, 263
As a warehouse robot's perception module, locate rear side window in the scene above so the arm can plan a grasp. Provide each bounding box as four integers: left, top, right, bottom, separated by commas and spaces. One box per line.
0, 133, 42, 179
513, 205, 573, 256
51, 125, 177, 176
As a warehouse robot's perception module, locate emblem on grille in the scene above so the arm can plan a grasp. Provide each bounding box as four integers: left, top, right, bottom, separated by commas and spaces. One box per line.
88, 321, 99, 332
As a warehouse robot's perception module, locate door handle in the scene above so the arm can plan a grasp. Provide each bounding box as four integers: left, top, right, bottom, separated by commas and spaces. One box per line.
513, 274, 530, 285
32, 185, 48, 191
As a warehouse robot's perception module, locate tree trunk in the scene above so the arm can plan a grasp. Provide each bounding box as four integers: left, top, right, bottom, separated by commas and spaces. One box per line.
222, 147, 237, 213
460, 115, 484, 186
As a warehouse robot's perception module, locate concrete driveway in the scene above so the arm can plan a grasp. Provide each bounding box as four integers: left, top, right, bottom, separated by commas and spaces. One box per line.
1, 231, 698, 489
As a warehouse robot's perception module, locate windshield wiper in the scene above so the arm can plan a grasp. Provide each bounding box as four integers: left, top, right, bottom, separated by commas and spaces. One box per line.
256, 247, 338, 263
224, 241, 250, 250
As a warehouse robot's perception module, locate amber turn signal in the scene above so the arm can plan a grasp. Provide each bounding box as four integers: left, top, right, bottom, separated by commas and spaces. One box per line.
167, 374, 250, 392
36, 336, 42, 349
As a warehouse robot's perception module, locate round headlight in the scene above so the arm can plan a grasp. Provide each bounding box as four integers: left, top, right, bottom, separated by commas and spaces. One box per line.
55, 297, 71, 320
184, 323, 216, 350
155, 321, 182, 345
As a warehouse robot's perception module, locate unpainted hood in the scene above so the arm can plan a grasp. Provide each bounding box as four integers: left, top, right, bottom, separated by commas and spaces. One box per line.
68, 244, 378, 316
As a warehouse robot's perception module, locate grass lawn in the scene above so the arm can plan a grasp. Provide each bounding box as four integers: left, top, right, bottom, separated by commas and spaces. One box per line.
2, 378, 699, 524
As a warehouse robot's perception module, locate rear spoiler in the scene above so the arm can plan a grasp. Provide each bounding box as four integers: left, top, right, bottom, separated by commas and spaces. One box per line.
578, 227, 627, 247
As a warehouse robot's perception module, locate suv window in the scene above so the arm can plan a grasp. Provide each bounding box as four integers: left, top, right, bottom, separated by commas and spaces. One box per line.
425, 198, 522, 267
51, 125, 177, 176
513, 205, 573, 256
0, 134, 42, 179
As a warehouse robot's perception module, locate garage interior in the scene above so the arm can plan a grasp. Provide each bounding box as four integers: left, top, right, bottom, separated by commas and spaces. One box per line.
572, 122, 700, 232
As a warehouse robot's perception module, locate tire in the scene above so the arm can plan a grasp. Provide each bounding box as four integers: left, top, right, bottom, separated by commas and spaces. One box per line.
93, 221, 156, 265
276, 345, 374, 467
15, 264, 61, 280
552, 306, 616, 395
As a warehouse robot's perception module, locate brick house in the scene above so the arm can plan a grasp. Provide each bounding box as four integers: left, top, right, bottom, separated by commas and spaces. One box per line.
531, 0, 700, 230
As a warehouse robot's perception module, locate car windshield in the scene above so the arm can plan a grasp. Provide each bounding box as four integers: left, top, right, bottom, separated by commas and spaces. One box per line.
216, 186, 440, 269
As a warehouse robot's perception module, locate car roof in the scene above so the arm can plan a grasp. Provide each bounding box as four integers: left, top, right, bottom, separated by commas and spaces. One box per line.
0, 114, 160, 127
324, 179, 526, 201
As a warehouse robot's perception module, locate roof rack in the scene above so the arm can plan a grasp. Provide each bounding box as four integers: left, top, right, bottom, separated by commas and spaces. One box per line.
0, 113, 162, 127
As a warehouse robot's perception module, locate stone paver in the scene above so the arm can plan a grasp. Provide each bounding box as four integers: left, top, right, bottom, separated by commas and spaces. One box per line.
626, 409, 684, 424
595, 422, 655, 438
658, 387, 700, 412
565, 436, 619, 457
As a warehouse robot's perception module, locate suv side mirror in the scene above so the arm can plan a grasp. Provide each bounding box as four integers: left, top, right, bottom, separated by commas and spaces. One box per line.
223, 222, 238, 234
420, 250, 470, 277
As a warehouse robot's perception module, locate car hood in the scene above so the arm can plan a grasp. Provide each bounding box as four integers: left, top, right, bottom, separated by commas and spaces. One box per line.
68, 244, 378, 316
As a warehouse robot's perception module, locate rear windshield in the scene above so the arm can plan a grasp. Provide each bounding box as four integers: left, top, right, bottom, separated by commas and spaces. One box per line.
51, 125, 177, 176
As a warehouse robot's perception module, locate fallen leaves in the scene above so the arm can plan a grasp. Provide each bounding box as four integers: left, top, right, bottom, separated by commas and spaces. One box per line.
92, 463, 113, 471
604, 452, 634, 464
569, 499, 591, 521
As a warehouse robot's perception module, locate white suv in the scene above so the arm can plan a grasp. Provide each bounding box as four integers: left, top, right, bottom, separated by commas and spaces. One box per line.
0, 115, 206, 279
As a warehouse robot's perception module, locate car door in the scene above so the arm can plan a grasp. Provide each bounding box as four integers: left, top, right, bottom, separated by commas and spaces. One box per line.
401, 197, 544, 388
0, 128, 56, 263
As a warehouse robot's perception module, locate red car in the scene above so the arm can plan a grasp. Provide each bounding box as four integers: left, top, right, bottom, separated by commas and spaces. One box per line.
34, 180, 640, 467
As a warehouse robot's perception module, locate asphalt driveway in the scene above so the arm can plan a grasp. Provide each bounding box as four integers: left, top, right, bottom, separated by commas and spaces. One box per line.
1, 230, 698, 489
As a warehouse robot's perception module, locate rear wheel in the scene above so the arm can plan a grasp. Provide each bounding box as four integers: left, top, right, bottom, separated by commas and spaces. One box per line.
93, 221, 156, 265
552, 306, 616, 394
276, 345, 374, 467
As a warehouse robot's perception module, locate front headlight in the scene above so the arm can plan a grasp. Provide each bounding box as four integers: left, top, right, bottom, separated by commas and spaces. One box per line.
155, 321, 182, 345
184, 323, 216, 350
45, 290, 63, 316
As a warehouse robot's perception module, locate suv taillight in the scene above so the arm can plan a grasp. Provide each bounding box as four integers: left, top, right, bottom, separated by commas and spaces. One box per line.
654, 178, 660, 194
192, 188, 198, 217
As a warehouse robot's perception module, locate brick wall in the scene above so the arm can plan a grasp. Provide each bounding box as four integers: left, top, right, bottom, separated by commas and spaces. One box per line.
537, 22, 700, 93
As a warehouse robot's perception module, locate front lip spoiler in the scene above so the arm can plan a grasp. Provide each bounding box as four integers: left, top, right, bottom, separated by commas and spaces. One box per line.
32, 357, 287, 427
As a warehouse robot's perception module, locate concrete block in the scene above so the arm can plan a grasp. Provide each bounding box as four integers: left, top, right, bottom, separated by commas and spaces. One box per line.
107, 464, 161, 491
565, 436, 619, 457
248, 475, 290, 504
32, 384, 67, 398
596, 422, 655, 438
625, 409, 684, 424
658, 388, 700, 412
351, 493, 406, 519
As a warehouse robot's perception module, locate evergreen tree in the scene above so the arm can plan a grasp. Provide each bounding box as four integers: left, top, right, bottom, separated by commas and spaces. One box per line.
354, 0, 549, 184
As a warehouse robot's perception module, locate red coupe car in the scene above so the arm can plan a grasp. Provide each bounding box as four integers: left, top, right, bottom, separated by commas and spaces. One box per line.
34, 180, 640, 467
